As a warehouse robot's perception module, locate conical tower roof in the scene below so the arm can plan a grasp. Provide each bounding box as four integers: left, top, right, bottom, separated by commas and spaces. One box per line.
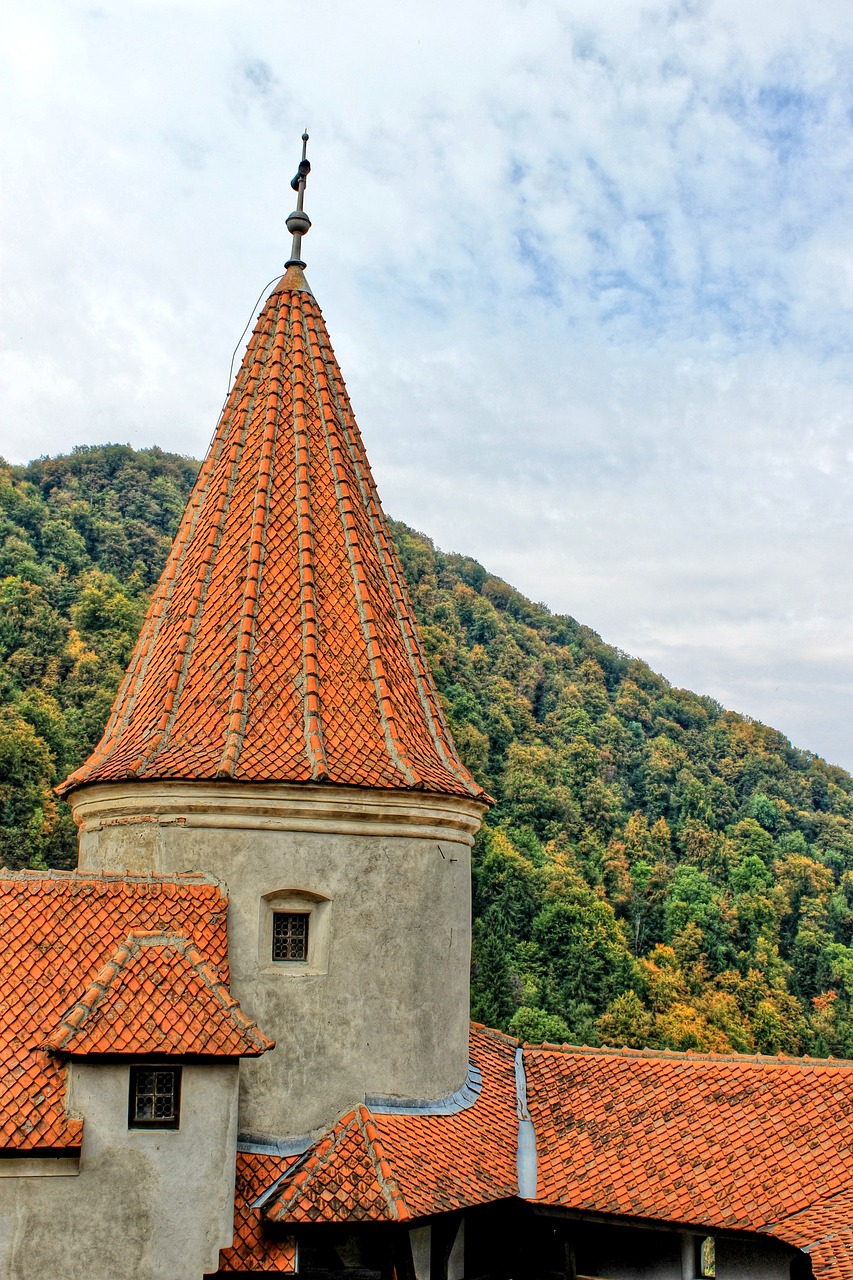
59, 264, 484, 801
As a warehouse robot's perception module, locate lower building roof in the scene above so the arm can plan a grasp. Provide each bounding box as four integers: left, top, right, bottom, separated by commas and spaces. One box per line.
229, 1026, 853, 1279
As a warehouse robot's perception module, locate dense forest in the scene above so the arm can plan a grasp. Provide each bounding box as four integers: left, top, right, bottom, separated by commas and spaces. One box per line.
2, 444, 852, 1058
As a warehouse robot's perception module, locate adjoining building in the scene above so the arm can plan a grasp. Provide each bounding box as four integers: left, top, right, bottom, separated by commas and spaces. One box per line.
0, 141, 849, 1280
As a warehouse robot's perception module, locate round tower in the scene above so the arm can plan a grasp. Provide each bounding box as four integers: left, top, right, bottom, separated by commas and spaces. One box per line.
59, 146, 488, 1140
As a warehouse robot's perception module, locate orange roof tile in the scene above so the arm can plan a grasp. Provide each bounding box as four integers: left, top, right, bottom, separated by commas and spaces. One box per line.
0, 871, 255, 1151
216, 1152, 297, 1274
768, 1188, 853, 1280
59, 267, 486, 803
523, 1041, 853, 1240
46, 931, 273, 1057
218, 1026, 853, 1278
265, 1107, 410, 1223
264, 1026, 519, 1225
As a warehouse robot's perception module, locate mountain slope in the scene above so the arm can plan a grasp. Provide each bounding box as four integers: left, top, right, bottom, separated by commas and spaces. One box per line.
1, 445, 851, 1057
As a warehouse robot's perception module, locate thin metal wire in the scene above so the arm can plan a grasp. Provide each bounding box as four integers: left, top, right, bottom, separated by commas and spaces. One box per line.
222, 274, 283, 410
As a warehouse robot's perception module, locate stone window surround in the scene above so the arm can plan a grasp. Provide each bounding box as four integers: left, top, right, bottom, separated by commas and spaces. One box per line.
259, 888, 332, 976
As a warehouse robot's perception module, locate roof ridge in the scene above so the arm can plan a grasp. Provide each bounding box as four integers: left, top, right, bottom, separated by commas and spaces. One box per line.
306, 304, 481, 797
302, 300, 419, 789
218, 305, 288, 777
523, 1040, 850, 1068
470, 1021, 520, 1048
45, 931, 272, 1056
262, 1110, 362, 1218
354, 1105, 411, 1221
140, 310, 280, 780
0, 869, 218, 886
292, 298, 330, 780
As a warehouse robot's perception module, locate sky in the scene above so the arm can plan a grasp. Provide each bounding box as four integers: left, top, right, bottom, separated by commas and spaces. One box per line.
2, 0, 852, 771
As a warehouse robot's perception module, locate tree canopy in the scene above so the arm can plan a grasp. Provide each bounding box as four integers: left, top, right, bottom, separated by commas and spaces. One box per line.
2, 444, 851, 1057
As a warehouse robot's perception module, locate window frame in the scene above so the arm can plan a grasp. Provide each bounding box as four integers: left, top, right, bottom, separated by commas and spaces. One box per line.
272, 910, 310, 963
258, 888, 332, 976
128, 1064, 182, 1131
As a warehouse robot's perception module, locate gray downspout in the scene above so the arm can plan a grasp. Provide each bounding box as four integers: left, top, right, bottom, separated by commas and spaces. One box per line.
514, 1048, 538, 1199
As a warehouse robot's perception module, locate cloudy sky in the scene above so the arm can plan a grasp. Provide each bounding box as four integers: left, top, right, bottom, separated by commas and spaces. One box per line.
2, 0, 852, 771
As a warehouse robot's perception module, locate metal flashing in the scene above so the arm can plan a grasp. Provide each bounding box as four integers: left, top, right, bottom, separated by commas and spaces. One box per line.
514, 1047, 538, 1199
237, 1133, 312, 1159
367, 1059, 483, 1115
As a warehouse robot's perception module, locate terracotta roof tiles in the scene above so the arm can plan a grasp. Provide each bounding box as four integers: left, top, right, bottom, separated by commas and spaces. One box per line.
263, 1026, 519, 1226
523, 1041, 853, 1238
0, 871, 265, 1152
768, 1188, 853, 1280
216, 1152, 297, 1274
59, 269, 486, 803
46, 931, 273, 1057
267, 1108, 409, 1223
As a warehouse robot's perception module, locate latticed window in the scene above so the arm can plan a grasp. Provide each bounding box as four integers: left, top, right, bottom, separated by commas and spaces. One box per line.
129, 1066, 181, 1129
272, 911, 309, 962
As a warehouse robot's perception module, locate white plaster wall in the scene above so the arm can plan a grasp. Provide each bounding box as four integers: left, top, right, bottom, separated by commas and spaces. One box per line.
0, 1062, 238, 1280
73, 782, 481, 1139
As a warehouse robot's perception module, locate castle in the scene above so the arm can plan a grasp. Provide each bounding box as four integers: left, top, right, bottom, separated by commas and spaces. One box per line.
0, 143, 851, 1280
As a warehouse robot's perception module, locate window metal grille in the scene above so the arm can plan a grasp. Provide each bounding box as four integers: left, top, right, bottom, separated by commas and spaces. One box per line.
272, 911, 309, 962
129, 1066, 181, 1129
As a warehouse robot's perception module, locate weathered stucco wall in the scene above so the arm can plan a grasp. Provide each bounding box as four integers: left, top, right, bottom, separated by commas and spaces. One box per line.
72, 782, 484, 1139
0, 1062, 238, 1280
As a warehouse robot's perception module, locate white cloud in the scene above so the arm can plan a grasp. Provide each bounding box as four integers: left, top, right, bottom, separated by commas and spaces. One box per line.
1, 0, 852, 768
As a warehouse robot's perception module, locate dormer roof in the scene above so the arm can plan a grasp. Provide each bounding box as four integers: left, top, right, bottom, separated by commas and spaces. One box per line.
46, 930, 273, 1058
0, 871, 256, 1153
59, 266, 485, 802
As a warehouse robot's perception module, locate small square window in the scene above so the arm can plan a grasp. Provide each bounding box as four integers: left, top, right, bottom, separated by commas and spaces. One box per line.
272, 911, 309, 962
129, 1066, 181, 1129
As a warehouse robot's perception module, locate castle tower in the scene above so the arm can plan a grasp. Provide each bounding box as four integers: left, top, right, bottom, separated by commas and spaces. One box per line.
59, 142, 488, 1141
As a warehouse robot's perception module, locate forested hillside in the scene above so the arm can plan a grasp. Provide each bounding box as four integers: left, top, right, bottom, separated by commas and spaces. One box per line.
2, 445, 852, 1058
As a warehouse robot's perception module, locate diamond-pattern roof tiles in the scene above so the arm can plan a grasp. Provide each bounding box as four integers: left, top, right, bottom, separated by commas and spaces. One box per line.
263, 1025, 519, 1226
523, 1041, 853, 1239
767, 1188, 853, 1280
59, 267, 485, 802
46, 931, 273, 1057
0, 871, 261, 1151
217, 1152, 297, 1274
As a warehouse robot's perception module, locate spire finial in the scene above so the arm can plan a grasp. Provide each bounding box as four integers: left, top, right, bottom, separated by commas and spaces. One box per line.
285, 130, 311, 269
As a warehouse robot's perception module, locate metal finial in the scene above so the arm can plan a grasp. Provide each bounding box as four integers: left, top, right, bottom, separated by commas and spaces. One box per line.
285, 130, 311, 269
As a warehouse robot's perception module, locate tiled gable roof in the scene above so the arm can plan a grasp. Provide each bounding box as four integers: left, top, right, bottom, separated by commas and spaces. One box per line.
523, 1041, 853, 1239
0, 871, 260, 1152
46, 931, 273, 1057
263, 1026, 519, 1227
59, 267, 485, 803
264, 1107, 410, 1223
